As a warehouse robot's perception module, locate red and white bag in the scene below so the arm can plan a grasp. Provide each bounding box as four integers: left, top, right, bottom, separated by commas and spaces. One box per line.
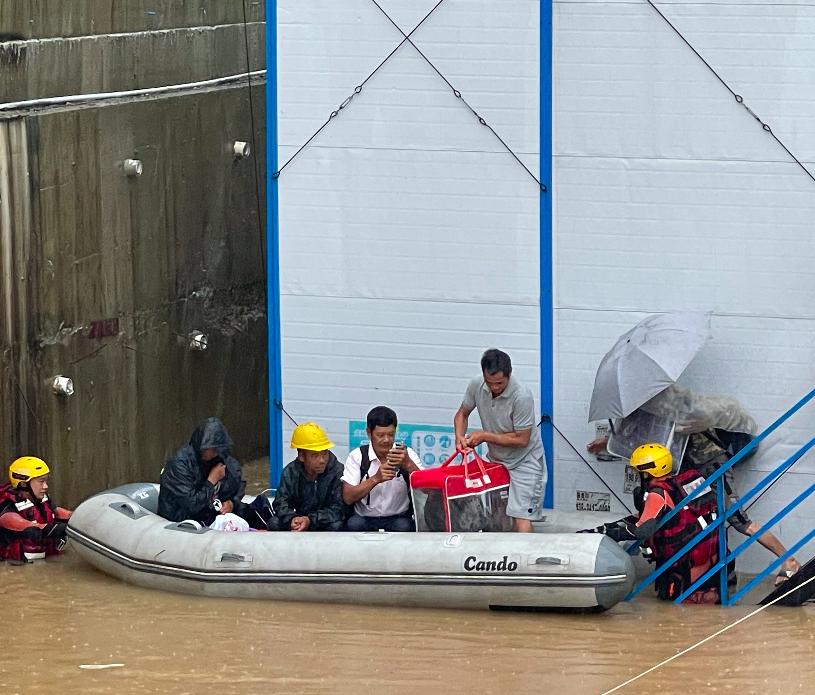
410, 448, 513, 532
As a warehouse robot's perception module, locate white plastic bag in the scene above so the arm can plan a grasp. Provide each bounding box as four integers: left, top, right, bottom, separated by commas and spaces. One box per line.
209, 512, 250, 533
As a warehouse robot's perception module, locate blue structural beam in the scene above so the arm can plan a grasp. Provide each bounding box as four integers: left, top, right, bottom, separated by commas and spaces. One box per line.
539, 0, 554, 507
266, 0, 283, 490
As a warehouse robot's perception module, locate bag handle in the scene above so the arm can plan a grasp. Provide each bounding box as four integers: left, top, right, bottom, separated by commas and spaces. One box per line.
440, 448, 492, 487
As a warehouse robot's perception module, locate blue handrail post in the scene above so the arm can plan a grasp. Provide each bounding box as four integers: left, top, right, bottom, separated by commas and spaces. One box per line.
266, 0, 283, 491
717, 480, 729, 605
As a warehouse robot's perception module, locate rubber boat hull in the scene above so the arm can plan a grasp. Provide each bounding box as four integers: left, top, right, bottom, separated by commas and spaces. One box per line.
67, 484, 636, 612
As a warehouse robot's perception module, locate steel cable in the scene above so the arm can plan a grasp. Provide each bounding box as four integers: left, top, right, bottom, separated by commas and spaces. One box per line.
369, 0, 545, 191
646, 0, 815, 185
273, 0, 447, 179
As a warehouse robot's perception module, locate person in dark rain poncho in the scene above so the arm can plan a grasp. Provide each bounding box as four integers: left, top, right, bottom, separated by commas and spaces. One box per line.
158, 418, 246, 526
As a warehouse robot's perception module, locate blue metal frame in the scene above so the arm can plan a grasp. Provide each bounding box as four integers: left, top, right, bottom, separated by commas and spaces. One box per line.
539, 0, 554, 507
682, 479, 815, 604
626, 438, 815, 605
266, 0, 283, 490
626, 387, 815, 602
627, 386, 815, 558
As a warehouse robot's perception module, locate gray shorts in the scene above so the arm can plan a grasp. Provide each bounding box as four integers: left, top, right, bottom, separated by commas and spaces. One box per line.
505, 455, 547, 521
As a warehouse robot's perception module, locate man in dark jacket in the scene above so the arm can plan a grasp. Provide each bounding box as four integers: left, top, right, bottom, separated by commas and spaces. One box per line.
272, 422, 346, 531
158, 418, 246, 526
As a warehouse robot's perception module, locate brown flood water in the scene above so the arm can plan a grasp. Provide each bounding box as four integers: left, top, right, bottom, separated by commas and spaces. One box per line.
3, 461, 812, 694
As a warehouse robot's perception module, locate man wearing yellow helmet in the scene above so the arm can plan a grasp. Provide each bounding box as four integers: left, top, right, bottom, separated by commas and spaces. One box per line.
269, 422, 348, 531
0, 456, 73, 563
581, 443, 721, 604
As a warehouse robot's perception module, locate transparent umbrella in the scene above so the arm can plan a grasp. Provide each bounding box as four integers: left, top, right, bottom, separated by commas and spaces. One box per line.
588, 312, 711, 422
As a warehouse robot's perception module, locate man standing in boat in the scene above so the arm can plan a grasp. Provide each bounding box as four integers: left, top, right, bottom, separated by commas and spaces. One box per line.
454, 349, 547, 532
342, 406, 421, 531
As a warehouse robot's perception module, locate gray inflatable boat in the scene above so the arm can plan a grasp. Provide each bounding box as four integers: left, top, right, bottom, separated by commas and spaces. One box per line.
67, 484, 635, 612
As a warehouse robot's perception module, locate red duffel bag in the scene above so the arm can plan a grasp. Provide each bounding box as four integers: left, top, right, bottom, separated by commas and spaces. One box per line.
410, 448, 513, 532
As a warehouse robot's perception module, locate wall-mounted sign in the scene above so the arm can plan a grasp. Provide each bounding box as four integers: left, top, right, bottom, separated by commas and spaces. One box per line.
576, 490, 611, 512
349, 421, 478, 469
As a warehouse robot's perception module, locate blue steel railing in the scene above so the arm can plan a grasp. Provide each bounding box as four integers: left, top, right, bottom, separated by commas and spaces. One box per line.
625, 387, 815, 605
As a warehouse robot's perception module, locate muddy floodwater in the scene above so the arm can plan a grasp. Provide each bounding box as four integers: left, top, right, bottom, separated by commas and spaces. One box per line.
3, 461, 812, 694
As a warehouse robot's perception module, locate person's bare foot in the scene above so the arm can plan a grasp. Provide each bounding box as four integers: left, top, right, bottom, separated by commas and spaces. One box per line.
775, 558, 802, 586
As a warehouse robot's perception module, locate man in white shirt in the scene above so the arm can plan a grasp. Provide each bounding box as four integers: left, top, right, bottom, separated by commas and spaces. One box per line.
342, 406, 421, 531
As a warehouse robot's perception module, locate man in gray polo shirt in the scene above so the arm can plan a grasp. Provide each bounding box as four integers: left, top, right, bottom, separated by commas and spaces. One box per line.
454, 349, 547, 532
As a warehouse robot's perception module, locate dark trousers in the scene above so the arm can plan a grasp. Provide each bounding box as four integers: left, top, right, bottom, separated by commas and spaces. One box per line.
345, 513, 415, 532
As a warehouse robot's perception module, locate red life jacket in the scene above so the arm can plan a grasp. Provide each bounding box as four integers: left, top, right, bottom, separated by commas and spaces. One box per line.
0, 484, 60, 563
646, 469, 720, 602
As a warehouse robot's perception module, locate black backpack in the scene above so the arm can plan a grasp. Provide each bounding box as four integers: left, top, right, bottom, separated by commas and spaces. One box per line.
703, 429, 757, 465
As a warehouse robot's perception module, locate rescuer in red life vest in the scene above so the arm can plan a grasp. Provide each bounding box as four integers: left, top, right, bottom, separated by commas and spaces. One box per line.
0, 456, 73, 564
581, 442, 721, 604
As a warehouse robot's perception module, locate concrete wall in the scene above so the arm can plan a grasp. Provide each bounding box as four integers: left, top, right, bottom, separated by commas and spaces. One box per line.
0, 3, 267, 506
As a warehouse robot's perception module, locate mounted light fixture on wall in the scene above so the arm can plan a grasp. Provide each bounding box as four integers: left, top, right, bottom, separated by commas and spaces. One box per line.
233, 141, 251, 159
123, 158, 143, 177
51, 375, 74, 396
188, 330, 208, 351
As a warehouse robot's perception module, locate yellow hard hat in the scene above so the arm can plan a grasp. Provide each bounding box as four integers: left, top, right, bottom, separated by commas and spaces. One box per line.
290, 422, 334, 451
630, 443, 672, 477
9, 456, 50, 488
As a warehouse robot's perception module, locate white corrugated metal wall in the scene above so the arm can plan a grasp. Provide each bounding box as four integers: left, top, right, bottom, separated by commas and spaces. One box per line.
276, 0, 815, 572
276, 0, 542, 464
553, 0, 815, 571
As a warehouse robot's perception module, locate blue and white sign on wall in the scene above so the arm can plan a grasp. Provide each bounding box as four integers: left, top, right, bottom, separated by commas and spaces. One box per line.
349, 421, 477, 468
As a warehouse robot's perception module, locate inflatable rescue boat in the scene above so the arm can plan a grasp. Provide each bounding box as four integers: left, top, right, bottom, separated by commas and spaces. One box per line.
67, 484, 635, 612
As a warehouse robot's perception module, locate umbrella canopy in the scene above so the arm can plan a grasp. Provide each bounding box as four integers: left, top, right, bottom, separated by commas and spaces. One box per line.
588, 312, 711, 422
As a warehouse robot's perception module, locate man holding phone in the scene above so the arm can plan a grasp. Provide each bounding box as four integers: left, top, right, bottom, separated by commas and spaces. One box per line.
342, 406, 421, 531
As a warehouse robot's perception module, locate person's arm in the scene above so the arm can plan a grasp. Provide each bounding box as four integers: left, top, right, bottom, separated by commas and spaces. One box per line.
454, 405, 473, 450
160, 461, 219, 522
309, 470, 346, 530
387, 445, 421, 475
271, 467, 298, 530
0, 510, 43, 532
342, 470, 390, 506
465, 428, 531, 449
463, 384, 536, 450
218, 457, 246, 515
341, 450, 394, 506
588, 490, 670, 541
55, 507, 72, 520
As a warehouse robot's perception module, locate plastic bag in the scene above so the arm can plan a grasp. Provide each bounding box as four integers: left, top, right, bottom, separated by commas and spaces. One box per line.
209, 512, 250, 533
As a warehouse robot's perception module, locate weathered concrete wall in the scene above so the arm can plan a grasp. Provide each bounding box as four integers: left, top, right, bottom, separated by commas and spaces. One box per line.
0, 1, 263, 38
1, 23, 265, 103
0, 4, 267, 506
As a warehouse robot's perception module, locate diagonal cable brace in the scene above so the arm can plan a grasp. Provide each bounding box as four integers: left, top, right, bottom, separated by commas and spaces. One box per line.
274, 0, 545, 191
